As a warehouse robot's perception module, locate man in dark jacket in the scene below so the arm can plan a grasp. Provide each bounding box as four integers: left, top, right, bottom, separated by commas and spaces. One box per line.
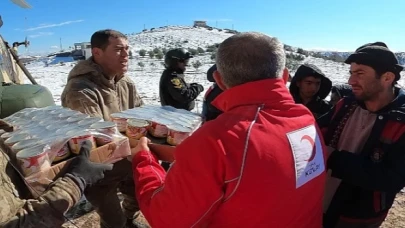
289, 63, 332, 118
330, 84, 353, 106
318, 42, 405, 228
202, 64, 223, 122
159, 48, 204, 111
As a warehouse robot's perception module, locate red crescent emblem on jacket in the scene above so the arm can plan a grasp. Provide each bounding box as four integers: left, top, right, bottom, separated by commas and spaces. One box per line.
301, 135, 316, 161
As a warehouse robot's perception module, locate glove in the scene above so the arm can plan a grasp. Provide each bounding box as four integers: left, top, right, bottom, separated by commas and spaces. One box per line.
66, 140, 113, 188
191, 83, 204, 93
0, 119, 13, 132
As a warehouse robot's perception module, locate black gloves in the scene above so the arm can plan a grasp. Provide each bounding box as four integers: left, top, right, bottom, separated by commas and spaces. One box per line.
66, 140, 113, 188
191, 83, 204, 93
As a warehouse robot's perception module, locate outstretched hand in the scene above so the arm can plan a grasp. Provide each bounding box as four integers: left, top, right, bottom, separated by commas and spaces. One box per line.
66, 140, 113, 187
128, 137, 151, 161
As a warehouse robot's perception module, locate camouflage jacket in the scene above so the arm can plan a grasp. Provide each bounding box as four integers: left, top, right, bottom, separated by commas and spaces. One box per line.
0, 147, 82, 228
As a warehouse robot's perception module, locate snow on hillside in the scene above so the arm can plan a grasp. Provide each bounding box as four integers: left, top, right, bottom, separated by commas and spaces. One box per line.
127, 26, 233, 53
24, 25, 405, 113
313, 50, 405, 66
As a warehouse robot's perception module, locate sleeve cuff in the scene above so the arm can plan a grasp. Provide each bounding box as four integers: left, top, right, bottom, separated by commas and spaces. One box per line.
65, 173, 86, 193
132, 150, 159, 164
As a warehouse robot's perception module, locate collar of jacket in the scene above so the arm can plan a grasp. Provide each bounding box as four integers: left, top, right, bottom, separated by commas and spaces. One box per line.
293, 94, 322, 105
166, 67, 185, 74
212, 78, 294, 112
85, 57, 124, 89
355, 87, 405, 114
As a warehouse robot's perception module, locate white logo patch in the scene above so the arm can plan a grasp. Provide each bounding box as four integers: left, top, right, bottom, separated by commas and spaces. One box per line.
286, 125, 325, 188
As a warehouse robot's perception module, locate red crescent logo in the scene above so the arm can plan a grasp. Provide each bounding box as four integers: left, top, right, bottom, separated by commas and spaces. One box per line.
301, 135, 316, 161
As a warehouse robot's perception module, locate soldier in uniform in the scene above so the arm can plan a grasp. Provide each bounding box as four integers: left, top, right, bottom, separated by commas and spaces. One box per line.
159, 48, 204, 111
0, 120, 113, 228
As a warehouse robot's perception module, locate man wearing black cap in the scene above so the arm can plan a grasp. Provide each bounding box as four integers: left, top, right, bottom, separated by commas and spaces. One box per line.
159, 48, 204, 111
289, 63, 332, 118
318, 42, 405, 228
202, 64, 223, 122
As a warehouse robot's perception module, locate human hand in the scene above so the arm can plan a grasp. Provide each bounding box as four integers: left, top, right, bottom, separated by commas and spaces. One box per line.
128, 137, 151, 161
66, 140, 113, 187
191, 83, 204, 93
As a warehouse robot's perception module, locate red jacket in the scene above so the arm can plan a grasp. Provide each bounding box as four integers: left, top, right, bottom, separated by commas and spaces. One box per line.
133, 78, 327, 228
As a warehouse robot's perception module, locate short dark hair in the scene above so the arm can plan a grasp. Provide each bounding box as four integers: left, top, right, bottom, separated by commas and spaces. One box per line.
90, 29, 127, 50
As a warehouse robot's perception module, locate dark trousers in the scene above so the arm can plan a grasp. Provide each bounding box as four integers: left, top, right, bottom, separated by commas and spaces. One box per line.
84, 159, 139, 228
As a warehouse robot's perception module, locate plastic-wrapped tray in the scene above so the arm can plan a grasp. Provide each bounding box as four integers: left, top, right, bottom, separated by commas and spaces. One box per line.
112, 105, 202, 146
1, 106, 130, 178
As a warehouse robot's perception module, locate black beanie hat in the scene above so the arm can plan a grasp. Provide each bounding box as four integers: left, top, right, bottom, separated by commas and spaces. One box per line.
206, 64, 217, 82
345, 42, 403, 81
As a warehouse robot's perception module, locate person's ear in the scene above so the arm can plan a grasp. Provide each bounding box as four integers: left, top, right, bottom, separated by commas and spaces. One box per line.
380, 72, 395, 88
282, 68, 289, 84
213, 70, 227, 91
91, 47, 103, 58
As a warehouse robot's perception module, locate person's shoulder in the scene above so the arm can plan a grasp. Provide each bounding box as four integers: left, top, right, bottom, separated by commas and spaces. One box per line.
63, 77, 98, 100
65, 76, 97, 92
196, 112, 249, 139
159, 69, 178, 79
169, 71, 182, 78
179, 118, 229, 153
319, 98, 332, 109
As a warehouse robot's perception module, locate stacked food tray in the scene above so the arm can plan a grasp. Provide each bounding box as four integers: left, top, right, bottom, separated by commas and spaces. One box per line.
0, 106, 121, 176
110, 105, 202, 146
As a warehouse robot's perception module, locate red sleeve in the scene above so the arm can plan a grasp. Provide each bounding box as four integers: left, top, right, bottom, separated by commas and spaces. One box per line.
132, 134, 225, 227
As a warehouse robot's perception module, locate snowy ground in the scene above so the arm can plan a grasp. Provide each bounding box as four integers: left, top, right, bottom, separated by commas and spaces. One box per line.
24, 55, 215, 113
24, 55, 405, 115
23, 25, 405, 113
21, 25, 405, 228
127, 26, 232, 52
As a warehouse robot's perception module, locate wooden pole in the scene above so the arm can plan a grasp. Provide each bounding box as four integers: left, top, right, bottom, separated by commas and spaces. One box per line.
4, 40, 38, 85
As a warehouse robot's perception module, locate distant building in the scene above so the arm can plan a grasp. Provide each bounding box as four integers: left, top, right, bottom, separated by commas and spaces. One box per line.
193, 20, 208, 27
73, 42, 92, 59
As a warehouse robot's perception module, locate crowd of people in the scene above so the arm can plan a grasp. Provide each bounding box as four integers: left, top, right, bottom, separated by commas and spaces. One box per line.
0, 28, 404, 228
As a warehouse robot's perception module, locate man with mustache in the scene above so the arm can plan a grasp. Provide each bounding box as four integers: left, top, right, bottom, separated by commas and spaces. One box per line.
289, 63, 332, 118
318, 42, 405, 228
61, 29, 148, 228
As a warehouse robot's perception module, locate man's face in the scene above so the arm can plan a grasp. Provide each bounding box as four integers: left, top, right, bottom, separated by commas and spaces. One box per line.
96, 37, 129, 76
297, 76, 321, 99
177, 59, 189, 72
348, 63, 384, 101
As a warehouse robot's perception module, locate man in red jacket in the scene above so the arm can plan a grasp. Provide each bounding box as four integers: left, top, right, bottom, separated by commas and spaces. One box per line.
131, 32, 327, 227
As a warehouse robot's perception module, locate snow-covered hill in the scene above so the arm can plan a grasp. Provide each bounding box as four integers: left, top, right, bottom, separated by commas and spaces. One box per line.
24, 25, 405, 113
127, 25, 233, 53
311, 50, 405, 65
